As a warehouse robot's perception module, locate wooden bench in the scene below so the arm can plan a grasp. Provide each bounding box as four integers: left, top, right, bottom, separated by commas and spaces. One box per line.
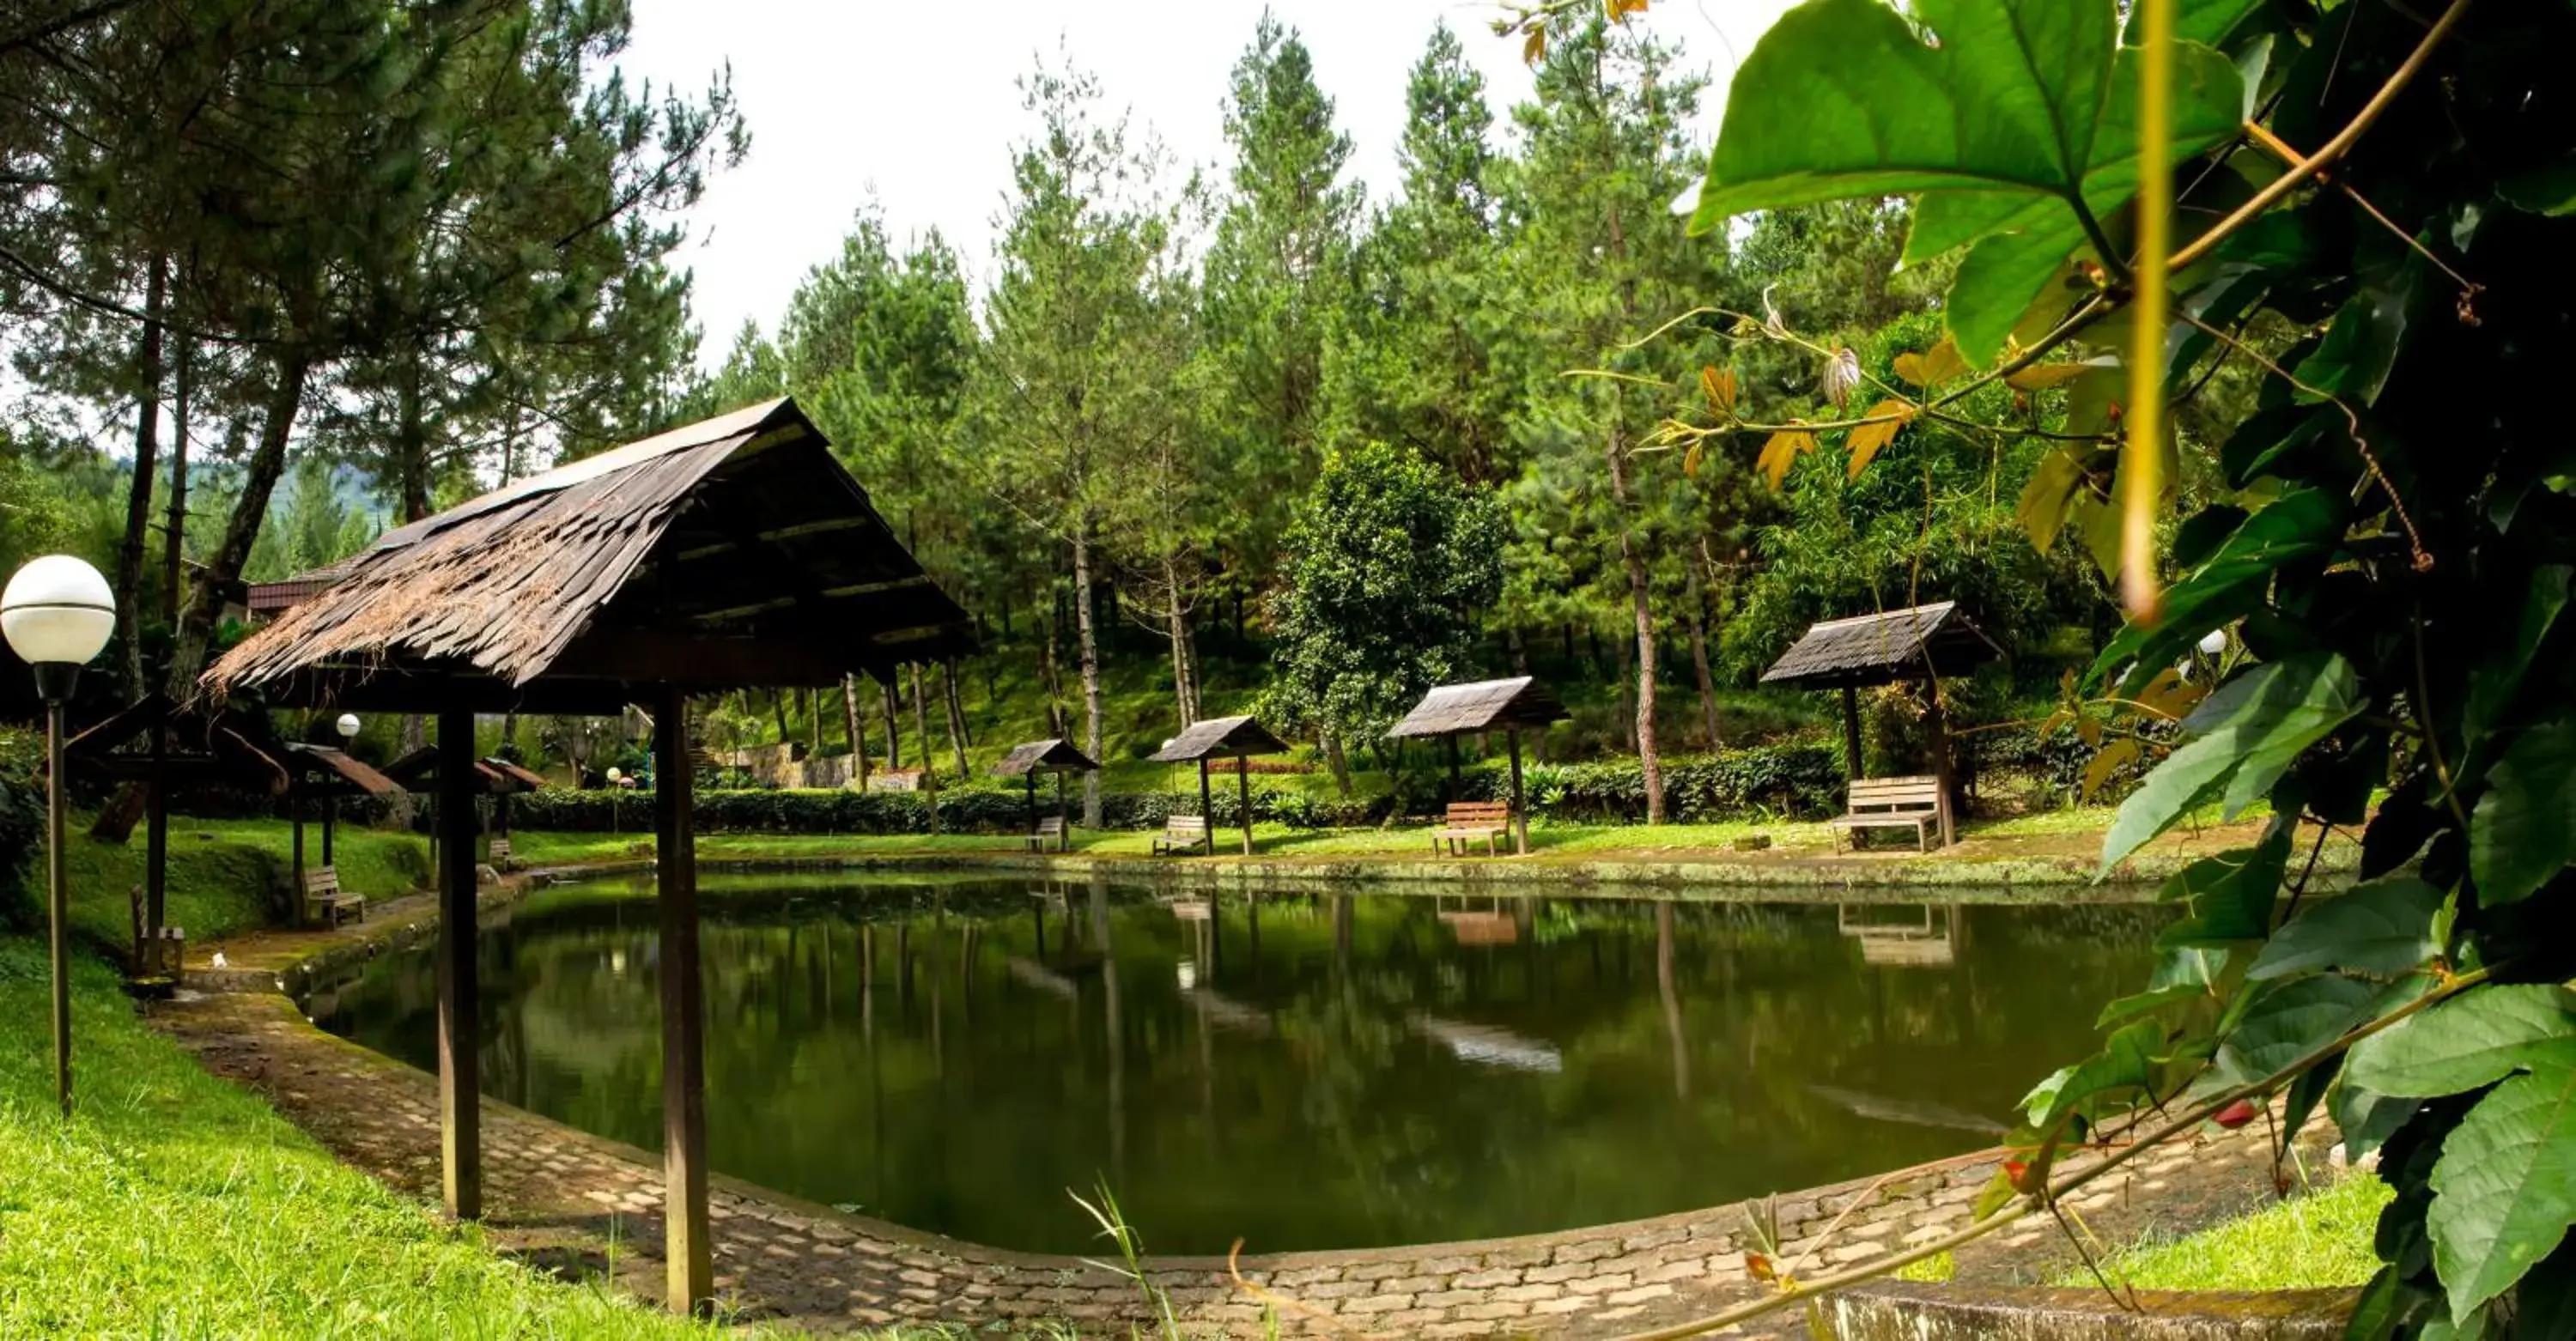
1153, 814, 1212, 856
1432, 801, 1512, 858
301, 866, 366, 927
1024, 816, 1066, 853
1827, 775, 1947, 852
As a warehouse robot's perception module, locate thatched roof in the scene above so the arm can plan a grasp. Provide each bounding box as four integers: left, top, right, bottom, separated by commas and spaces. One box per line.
1147, 714, 1290, 762
279, 743, 405, 797
1384, 677, 1569, 739
202, 397, 973, 714
1759, 600, 2003, 689
992, 739, 1100, 777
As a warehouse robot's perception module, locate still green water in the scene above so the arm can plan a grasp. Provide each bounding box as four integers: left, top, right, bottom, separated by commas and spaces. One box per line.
303, 873, 2160, 1254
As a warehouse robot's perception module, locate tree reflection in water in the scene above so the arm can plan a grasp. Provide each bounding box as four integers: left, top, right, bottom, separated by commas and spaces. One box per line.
308, 873, 2160, 1254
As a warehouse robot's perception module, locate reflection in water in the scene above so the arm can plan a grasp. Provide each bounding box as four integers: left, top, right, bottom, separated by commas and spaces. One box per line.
307, 874, 2161, 1254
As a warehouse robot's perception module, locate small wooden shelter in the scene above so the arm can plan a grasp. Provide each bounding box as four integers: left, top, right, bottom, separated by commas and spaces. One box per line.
200, 396, 970, 1315
384, 746, 547, 864
1760, 600, 2002, 843
278, 743, 403, 909
1383, 678, 1567, 856
991, 738, 1099, 847
60, 694, 292, 971
1146, 714, 1290, 855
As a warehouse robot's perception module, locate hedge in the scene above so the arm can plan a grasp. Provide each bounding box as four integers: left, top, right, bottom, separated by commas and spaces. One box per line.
501, 740, 1844, 835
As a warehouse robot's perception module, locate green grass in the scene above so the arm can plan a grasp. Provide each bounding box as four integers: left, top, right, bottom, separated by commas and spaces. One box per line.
62, 815, 430, 949
0, 938, 775, 1338
2060, 1171, 2391, 1292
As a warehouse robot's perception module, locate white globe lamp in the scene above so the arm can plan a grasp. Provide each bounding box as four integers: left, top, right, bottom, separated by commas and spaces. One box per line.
3, 555, 114, 704
2, 554, 113, 1121
335, 712, 361, 741
605, 766, 623, 786
2196, 628, 2227, 658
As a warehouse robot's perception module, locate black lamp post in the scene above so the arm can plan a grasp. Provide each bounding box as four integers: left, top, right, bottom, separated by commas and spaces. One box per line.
2, 555, 116, 1118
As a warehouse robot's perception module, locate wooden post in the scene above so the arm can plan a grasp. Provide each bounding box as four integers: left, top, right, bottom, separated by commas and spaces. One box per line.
1197, 759, 1212, 821
145, 720, 167, 954
1444, 735, 1461, 803
1236, 755, 1253, 856
1508, 730, 1528, 856
1024, 771, 1037, 838
434, 708, 480, 1221
1054, 773, 1069, 850
655, 686, 713, 1314
1928, 688, 1956, 847
1840, 684, 1864, 781
290, 787, 306, 927
323, 791, 337, 867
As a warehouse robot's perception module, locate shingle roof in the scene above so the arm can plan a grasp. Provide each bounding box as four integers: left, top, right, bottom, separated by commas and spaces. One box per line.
1383, 677, 1569, 739
1758, 601, 2003, 689
992, 739, 1102, 777
1146, 714, 1290, 762
278, 743, 406, 797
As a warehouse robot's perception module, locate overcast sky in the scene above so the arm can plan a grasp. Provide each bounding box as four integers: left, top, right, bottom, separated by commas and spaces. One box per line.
611, 0, 1801, 367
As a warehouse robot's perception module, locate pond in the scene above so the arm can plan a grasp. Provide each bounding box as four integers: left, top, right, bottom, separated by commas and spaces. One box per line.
302, 873, 2162, 1255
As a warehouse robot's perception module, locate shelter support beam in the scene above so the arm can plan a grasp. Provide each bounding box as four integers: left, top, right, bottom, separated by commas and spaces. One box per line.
1236, 755, 1253, 856
1928, 692, 1956, 847
655, 686, 714, 1314
1839, 685, 1862, 782
1508, 730, 1528, 857
434, 708, 480, 1220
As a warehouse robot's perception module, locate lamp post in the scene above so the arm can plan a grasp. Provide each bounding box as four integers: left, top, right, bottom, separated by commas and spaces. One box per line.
606, 768, 623, 835
328, 713, 360, 866
3, 555, 115, 1118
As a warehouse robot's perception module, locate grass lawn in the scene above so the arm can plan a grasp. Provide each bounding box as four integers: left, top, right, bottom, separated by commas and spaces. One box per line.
62, 815, 431, 949
2059, 1170, 2391, 1292
0, 938, 784, 1338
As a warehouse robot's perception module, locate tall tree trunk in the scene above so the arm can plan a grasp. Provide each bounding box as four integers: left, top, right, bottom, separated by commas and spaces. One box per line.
909, 663, 933, 786
770, 689, 792, 749
1072, 525, 1104, 828
1163, 554, 1194, 727
1037, 603, 1066, 737
97, 349, 309, 843
942, 662, 969, 776
162, 334, 191, 626
841, 673, 871, 790
113, 256, 167, 701
1320, 729, 1352, 797
1686, 566, 1722, 752
807, 688, 823, 759
1506, 625, 1529, 677
882, 675, 902, 771
1607, 427, 1665, 824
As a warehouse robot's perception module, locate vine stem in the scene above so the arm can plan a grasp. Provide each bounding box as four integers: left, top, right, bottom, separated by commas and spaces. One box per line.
2166, 0, 2477, 274
1597, 965, 2492, 1341
2120, 0, 2176, 619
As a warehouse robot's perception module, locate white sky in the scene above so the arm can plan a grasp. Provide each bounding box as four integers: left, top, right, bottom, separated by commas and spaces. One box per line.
613, 0, 1801, 367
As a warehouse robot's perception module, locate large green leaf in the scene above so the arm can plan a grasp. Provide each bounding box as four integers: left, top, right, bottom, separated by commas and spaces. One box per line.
2101, 655, 2364, 872
2429, 1063, 2576, 1321
2247, 877, 2445, 981
2465, 567, 2572, 742
2155, 829, 2291, 948
2093, 488, 2348, 692
2024, 1018, 2163, 1127
2214, 973, 2378, 1086
1691, 0, 2245, 364
2471, 721, 2576, 906
2348, 986, 2576, 1099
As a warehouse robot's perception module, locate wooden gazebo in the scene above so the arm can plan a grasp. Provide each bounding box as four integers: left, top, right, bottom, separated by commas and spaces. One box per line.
1384, 677, 1567, 856
1759, 600, 2003, 843
278, 743, 404, 922
199, 397, 971, 1315
991, 738, 1099, 849
60, 694, 291, 974
383, 746, 548, 866
1146, 714, 1290, 856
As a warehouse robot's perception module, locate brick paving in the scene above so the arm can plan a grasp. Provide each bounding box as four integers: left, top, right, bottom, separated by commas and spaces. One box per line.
152, 890, 2312, 1338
